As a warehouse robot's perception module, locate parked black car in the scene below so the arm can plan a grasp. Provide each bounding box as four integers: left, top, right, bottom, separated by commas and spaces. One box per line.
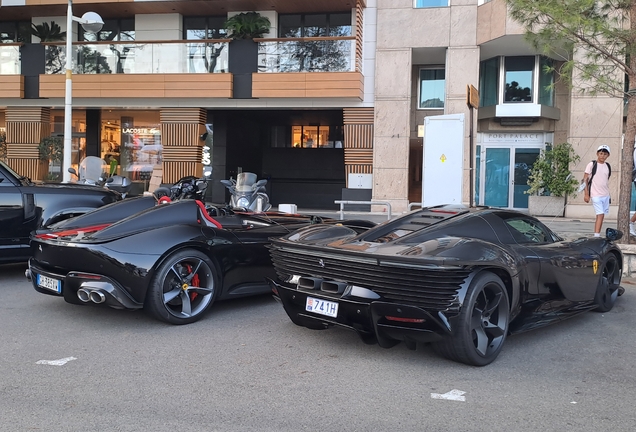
26, 197, 376, 324
0, 160, 121, 263
268, 205, 624, 366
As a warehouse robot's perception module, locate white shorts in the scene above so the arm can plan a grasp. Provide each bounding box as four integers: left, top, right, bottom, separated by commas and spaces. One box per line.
591, 196, 610, 215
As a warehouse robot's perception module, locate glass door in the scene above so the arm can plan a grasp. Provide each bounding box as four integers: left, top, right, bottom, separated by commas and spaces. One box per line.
479, 146, 542, 209
483, 147, 510, 207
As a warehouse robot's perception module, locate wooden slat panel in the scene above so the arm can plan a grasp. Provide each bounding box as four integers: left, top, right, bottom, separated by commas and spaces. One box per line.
346, 164, 373, 175
344, 124, 374, 148
5, 107, 50, 123
160, 108, 207, 124
163, 161, 203, 184
6, 144, 39, 158
39, 74, 232, 98
162, 146, 203, 162
343, 107, 374, 124
252, 72, 363, 98
355, 0, 364, 73
344, 148, 373, 164
0, 76, 24, 99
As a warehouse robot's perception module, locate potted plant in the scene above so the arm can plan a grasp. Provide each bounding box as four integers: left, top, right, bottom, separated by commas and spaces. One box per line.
0, 129, 6, 163
38, 136, 63, 181
526, 142, 581, 217
224, 12, 272, 98
223, 12, 271, 40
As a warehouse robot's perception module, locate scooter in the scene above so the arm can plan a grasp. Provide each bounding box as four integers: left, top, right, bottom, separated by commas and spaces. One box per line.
69, 156, 132, 198
220, 172, 272, 212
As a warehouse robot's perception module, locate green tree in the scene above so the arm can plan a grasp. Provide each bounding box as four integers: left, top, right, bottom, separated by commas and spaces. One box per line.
506, 0, 636, 242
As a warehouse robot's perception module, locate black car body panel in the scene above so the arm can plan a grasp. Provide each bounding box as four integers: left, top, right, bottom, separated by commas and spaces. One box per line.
27, 198, 373, 323
268, 206, 623, 359
0, 160, 120, 263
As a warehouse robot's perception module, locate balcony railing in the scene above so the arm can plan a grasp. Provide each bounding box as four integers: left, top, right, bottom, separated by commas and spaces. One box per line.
3, 37, 361, 76
0, 44, 21, 75
43, 40, 230, 74
257, 37, 356, 72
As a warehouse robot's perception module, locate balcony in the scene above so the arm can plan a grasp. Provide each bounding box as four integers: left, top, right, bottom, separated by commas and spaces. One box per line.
1, 37, 363, 100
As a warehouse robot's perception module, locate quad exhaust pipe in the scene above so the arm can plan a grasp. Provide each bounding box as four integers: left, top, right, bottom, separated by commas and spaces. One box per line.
77, 288, 106, 304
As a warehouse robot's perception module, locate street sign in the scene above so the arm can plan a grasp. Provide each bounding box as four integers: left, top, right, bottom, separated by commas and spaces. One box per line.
466, 84, 479, 109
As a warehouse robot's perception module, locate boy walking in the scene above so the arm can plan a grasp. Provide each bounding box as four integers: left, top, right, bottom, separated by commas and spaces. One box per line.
583, 145, 611, 237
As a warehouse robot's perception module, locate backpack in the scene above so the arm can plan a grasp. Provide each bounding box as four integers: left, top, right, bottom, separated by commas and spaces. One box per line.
588, 160, 611, 194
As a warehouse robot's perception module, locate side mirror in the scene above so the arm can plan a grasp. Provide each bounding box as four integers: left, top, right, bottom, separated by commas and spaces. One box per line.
255, 179, 267, 187
606, 228, 623, 242
68, 167, 78, 176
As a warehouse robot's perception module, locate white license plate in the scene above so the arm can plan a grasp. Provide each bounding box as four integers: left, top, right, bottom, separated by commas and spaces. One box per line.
306, 296, 338, 318
37, 274, 61, 293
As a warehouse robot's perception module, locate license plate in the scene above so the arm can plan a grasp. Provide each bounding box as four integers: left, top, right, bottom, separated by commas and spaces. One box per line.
37, 274, 61, 294
306, 296, 338, 318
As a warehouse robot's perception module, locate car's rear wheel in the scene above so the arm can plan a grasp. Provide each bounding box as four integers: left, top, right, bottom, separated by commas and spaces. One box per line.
593, 254, 621, 313
434, 272, 509, 366
145, 249, 217, 325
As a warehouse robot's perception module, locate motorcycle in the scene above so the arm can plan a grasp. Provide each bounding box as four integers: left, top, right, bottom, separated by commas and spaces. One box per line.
221, 172, 272, 212
153, 175, 209, 202
69, 156, 132, 198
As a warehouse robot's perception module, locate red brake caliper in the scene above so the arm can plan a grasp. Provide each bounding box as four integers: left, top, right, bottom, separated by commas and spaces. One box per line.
184, 264, 200, 301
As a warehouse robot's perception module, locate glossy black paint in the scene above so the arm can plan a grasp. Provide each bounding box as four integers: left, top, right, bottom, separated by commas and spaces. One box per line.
27, 198, 365, 321
0, 160, 121, 263
269, 206, 623, 348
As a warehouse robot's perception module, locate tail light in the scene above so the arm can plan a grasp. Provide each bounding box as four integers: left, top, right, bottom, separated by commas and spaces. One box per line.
35, 223, 112, 240
385, 316, 426, 324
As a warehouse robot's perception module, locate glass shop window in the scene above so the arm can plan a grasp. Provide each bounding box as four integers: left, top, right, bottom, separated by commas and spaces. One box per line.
291, 126, 335, 148
419, 68, 445, 109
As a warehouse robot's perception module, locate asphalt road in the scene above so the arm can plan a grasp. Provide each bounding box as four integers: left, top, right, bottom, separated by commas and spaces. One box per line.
1, 262, 636, 432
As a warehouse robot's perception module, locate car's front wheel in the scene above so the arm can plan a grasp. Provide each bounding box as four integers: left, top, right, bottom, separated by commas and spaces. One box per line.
593, 254, 621, 313
145, 249, 217, 325
435, 272, 510, 366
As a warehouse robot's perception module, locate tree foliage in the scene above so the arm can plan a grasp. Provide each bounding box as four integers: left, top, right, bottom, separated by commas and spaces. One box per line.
506, 0, 636, 241
527, 142, 581, 197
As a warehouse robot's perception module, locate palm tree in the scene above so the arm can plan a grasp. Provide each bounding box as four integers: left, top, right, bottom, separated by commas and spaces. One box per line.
31, 21, 66, 42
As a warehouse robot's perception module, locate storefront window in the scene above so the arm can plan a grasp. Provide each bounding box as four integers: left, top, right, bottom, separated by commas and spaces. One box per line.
100, 110, 161, 192
51, 110, 87, 179
291, 126, 333, 148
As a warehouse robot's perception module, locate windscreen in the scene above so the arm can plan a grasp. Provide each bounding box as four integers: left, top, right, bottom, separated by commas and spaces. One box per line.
235, 172, 257, 192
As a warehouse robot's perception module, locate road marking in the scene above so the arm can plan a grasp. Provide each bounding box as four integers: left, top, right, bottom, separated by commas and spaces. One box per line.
431, 389, 466, 402
36, 357, 77, 366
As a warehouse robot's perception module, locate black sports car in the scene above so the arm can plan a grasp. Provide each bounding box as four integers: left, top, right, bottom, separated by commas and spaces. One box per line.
268, 206, 624, 366
0, 160, 121, 263
26, 197, 375, 325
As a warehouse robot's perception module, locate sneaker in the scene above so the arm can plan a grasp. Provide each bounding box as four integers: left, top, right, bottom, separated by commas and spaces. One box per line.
631, 223, 636, 237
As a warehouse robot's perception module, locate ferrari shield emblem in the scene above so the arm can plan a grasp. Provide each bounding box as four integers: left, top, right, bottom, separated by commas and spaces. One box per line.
593, 260, 598, 274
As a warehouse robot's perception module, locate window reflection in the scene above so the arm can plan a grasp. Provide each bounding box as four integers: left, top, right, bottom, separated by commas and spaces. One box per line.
504, 56, 533, 103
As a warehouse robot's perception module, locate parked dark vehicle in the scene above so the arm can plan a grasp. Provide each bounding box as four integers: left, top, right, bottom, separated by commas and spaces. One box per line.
0, 160, 121, 263
26, 197, 376, 325
268, 205, 624, 366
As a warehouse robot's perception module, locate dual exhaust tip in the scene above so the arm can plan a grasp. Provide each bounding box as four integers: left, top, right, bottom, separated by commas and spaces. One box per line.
77, 288, 106, 304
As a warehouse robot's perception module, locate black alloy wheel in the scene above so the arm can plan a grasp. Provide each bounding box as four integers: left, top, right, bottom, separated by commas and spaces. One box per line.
146, 249, 217, 324
435, 272, 510, 366
593, 254, 621, 313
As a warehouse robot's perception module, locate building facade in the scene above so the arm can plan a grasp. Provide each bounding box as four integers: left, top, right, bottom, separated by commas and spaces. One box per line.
0, 0, 627, 216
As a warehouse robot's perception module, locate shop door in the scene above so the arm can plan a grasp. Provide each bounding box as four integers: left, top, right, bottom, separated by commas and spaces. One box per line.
478, 146, 541, 209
